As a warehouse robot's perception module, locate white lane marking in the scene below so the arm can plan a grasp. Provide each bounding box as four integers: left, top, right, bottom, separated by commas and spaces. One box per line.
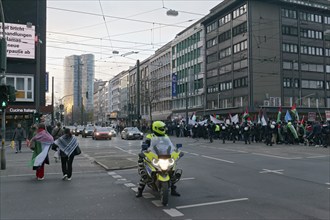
163, 208, 184, 217
112, 175, 122, 179
124, 183, 136, 187
181, 177, 195, 181
152, 200, 163, 207
326, 183, 330, 185
114, 146, 137, 156
201, 155, 235, 164
107, 171, 116, 175
176, 198, 249, 209
131, 187, 138, 192
306, 155, 329, 159
4, 171, 104, 178
143, 193, 155, 199
117, 178, 127, 181
252, 153, 301, 160
260, 169, 284, 175
190, 153, 199, 156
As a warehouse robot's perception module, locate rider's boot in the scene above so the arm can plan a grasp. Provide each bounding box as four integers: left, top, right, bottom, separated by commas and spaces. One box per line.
136, 184, 145, 198
171, 185, 181, 197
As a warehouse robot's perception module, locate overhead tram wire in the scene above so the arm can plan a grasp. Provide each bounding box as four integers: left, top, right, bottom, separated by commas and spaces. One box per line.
47, 7, 187, 28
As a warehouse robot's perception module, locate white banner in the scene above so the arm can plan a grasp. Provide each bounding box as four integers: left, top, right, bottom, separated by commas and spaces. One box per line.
0, 22, 35, 59
210, 115, 223, 124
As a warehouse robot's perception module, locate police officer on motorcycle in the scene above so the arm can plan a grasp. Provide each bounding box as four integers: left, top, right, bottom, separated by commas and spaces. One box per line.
136, 121, 181, 198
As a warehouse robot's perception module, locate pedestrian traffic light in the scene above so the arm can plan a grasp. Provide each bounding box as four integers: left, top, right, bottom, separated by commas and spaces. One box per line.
0, 85, 8, 109
34, 112, 41, 123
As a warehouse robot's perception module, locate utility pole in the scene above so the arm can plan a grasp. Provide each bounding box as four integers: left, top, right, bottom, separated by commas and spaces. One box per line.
0, 0, 6, 170
136, 59, 140, 129
51, 76, 54, 126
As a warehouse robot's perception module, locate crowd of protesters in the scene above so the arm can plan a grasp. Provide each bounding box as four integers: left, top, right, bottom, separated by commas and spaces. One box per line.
165, 119, 330, 148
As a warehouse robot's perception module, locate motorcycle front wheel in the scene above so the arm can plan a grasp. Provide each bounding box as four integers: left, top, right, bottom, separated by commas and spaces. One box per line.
160, 181, 169, 206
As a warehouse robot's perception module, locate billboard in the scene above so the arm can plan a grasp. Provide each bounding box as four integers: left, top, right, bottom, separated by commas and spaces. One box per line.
0, 22, 35, 59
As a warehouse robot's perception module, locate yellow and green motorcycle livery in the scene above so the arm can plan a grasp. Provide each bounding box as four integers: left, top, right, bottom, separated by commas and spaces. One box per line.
139, 143, 183, 205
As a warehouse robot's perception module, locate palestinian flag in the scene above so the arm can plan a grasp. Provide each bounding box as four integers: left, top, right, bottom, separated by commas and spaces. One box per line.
291, 103, 299, 121
242, 107, 249, 120
276, 106, 282, 123
287, 122, 298, 139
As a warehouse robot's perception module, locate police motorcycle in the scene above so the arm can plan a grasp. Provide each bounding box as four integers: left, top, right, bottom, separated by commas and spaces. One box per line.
138, 143, 184, 206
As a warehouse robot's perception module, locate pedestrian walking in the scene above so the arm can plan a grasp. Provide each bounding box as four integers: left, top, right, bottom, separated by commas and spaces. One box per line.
54, 128, 80, 181
28, 123, 54, 181
51, 122, 65, 163
12, 123, 27, 153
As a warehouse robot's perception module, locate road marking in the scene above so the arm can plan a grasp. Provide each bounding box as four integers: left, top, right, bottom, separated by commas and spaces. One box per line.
190, 153, 199, 156
306, 155, 329, 159
143, 193, 155, 199
252, 153, 301, 160
152, 200, 163, 207
124, 183, 136, 187
117, 178, 127, 181
107, 171, 116, 175
326, 183, 330, 185
217, 147, 248, 153
176, 198, 249, 209
163, 208, 184, 217
181, 177, 195, 181
201, 155, 235, 164
131, 187, 138, 192
3, 170, 105, 178
112, 175, 122, 179
260, 169, 284, 175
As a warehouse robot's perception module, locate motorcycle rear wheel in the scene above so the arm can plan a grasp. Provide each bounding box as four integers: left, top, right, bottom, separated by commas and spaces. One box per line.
160, 181, 169, 206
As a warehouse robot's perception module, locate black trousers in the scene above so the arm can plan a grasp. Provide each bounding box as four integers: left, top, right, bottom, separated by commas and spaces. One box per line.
61, 154, 75, 178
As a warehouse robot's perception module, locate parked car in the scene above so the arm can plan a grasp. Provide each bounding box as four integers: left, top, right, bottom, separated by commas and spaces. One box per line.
74, 125, 84, 136
64, 126, 76, 134
121, 127, 144, 140
82, 126, 94, 138
92, 127, 112, 140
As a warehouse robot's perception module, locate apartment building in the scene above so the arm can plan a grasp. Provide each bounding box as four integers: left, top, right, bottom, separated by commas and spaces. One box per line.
202, 0, 330, 116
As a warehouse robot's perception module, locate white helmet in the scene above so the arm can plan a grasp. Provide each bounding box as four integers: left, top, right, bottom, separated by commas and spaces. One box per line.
244, 127, 249, 131
222, 126, 226, 130
270, 124, 275, 129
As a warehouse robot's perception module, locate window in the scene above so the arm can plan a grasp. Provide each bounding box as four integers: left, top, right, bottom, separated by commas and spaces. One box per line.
206, 53, 217, 64
220, 81, 232, 91
325, 16, 330, 24
325, 49, 330, 57
5, 75, 34, 101
232, 22, 247, 37
326, 65, 330, 73
233, 59, 247, 70
301, 45, 323, 56
233, 40, 248, 53
283, 61, 298, 70
219, 30, 231, 43
283, 78, 299, 88
206, 21, 217, 33
234, 77, 248, 88
282, 25, 298, 36
219, 13, 231, 26
219, 46, 231, 59
282, 43, 298, 53
206, 38, 217, 48
219, 63, 232, 74
281, 8, 297, 19
300, 12, 322, 23
233, 4, 247, 19
207, 84, 219, 94
301, 63, 324, 72
300, 29, 323, 40
301, 80, 324, 89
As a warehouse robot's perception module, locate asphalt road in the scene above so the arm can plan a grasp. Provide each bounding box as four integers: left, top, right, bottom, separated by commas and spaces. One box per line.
1, 135, 329, 220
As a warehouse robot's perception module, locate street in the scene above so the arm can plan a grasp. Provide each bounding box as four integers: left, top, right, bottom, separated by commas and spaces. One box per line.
1, 135, 329, 220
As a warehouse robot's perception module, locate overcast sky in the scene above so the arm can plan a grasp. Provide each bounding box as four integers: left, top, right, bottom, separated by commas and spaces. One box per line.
46, 0, 223, 100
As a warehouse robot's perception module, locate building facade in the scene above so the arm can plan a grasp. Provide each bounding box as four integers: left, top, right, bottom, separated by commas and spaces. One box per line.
1, 0, 48, 136
201, 0, 330, 117
171, 20, 206, 120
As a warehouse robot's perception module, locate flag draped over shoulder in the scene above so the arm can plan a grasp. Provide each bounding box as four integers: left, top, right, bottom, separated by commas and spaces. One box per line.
291, 103, 299, 121
285, 110, 292, 122
276, 106, 282, 123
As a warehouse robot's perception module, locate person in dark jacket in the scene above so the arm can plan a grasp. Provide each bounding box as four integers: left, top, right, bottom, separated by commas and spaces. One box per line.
12, 123, 27, 153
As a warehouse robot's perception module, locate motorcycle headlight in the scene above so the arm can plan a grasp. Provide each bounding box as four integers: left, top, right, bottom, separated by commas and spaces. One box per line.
128, 133, 133, 136
152, 158, 174, 170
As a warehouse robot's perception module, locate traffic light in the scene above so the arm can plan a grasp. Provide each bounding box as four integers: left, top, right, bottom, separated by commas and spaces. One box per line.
0, 38, 6, 72
34, 112, 42, 123
0, 85, 8, 109
6, 85, 16, 102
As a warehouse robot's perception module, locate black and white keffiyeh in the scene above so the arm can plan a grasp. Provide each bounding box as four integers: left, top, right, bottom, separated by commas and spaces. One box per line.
55, 135, 79, 156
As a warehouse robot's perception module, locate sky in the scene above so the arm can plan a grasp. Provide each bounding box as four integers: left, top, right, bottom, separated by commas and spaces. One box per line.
46, 0, 223, 101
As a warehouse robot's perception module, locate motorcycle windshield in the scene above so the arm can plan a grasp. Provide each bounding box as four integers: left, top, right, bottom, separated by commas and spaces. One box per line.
150, 136, 175, 156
